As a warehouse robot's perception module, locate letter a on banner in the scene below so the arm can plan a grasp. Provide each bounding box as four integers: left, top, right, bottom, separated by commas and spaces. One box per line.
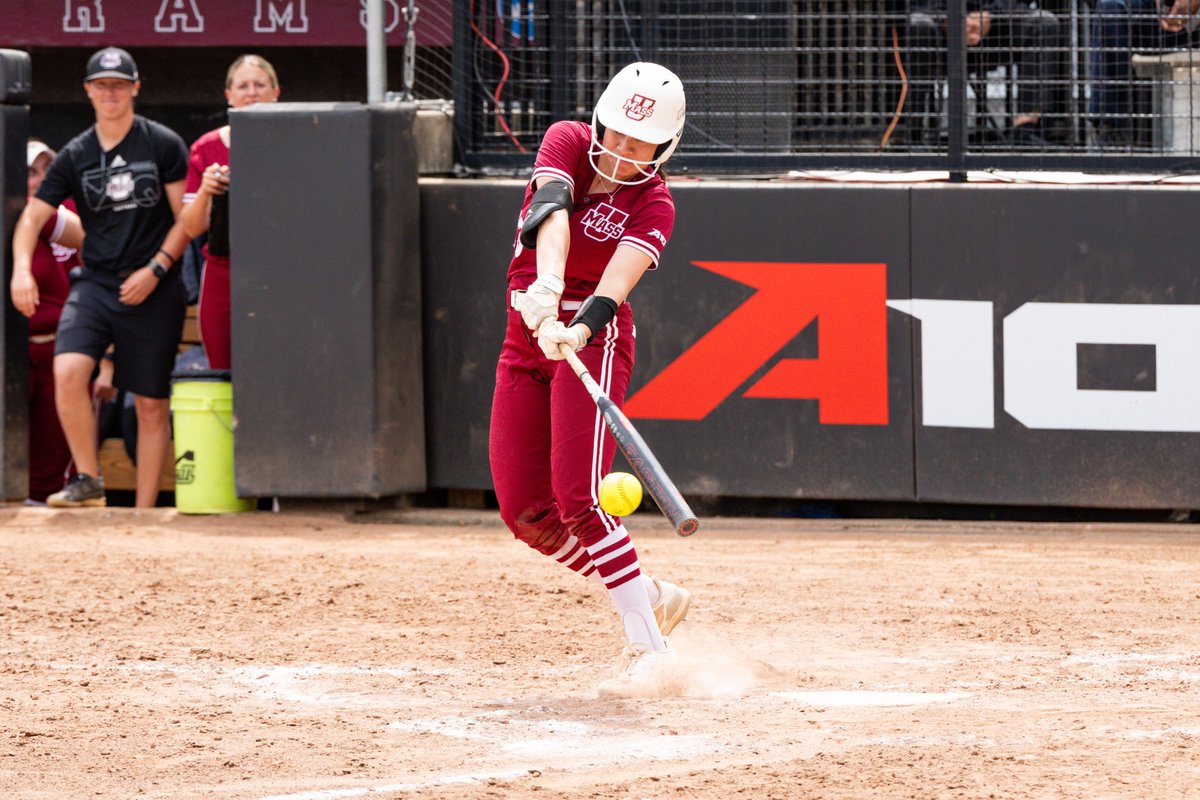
624, 262, 889, 424
156, 0, 204, 33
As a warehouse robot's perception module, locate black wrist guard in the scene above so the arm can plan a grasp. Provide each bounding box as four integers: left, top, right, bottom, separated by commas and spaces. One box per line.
568, 295, 619, 342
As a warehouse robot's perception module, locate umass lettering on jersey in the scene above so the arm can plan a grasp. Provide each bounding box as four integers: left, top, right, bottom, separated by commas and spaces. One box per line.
580, 203, 629, 243
13, 1, 452, 47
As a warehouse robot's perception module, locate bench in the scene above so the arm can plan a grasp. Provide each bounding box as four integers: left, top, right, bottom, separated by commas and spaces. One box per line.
99, 304, 201, 493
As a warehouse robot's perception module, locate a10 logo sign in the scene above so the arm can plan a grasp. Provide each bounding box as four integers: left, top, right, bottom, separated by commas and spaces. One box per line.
624, 261, 1200, 434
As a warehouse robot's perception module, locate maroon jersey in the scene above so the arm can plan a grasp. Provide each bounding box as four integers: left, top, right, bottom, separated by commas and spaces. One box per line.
30, 201, 79, 337
506, 121, 675, 300
184, 128, 231, 270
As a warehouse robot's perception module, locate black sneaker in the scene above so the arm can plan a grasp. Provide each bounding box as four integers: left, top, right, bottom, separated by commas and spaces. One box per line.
1009, 123, 1049, 149
47, 473, 107, 508
1090, 122, 1131, 152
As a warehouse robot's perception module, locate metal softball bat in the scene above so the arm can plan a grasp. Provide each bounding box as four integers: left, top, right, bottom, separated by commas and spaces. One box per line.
560, 345, 699, 537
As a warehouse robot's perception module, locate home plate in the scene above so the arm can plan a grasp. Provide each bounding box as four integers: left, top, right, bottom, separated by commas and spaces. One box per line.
772, 691, 970, 707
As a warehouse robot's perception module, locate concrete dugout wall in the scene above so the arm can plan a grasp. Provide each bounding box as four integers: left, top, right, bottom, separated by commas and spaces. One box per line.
231, 102, 425, 497
0, 50, 30, 500
421, 180, 1200, 510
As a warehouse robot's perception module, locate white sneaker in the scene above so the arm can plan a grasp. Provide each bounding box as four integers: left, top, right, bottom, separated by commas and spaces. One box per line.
649, 577, 691, 636
597, 644, 677, 698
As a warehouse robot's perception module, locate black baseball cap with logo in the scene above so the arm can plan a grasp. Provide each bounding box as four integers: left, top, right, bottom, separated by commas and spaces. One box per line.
85, 47, 139, 82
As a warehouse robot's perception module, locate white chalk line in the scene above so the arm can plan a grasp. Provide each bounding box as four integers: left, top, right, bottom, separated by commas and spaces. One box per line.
261, 710, 712, 800
43, 661, 449, 707
256, 768, 535, 800
1123, 726, 1200, 740
1062, 653, 1200, 685
388, 708, 711, 759
772, 690, 971, 707
1064, 652, 1200, 666
865, 733, 996, 748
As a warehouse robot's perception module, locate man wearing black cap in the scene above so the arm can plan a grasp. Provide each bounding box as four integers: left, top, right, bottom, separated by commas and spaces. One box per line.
11, 47, 190, 508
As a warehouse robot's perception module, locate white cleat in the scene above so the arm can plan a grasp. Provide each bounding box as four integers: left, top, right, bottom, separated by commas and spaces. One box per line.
597, 643, 678, 698
649, 577, 691, 637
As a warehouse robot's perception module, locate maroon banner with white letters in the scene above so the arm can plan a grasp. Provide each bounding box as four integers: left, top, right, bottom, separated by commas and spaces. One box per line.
6, 0, 452, 48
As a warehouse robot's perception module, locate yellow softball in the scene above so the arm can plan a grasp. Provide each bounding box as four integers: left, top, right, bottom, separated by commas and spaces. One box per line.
599, 472, 643, 517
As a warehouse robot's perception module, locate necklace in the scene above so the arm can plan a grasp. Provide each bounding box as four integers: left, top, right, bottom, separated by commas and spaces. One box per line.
596, 174, 622, 204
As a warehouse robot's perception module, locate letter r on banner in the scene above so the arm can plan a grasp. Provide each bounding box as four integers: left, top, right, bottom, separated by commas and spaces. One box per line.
624, 262, 889, 424
64, 0, 105, 32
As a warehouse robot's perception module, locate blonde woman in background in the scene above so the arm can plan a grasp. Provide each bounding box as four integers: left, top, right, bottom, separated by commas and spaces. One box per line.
180, 54, 281, 370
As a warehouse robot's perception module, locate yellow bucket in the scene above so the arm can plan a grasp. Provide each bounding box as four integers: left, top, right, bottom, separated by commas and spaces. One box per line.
169, 371, 254, 514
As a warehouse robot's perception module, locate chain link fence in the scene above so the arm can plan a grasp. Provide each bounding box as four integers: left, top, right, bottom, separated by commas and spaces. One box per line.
442, 0, 1200, 174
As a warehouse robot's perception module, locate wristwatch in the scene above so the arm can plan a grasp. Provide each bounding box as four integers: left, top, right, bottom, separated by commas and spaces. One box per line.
150, 261, 168, 279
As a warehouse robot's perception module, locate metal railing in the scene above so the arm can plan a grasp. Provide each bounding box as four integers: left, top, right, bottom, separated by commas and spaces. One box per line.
451, 1, 1200, 175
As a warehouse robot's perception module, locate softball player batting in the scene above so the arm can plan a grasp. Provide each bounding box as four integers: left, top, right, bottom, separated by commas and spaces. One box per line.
489, 62, 691, 698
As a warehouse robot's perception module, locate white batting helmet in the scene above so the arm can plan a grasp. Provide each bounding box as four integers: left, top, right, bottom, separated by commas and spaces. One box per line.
590, 62, 686, 185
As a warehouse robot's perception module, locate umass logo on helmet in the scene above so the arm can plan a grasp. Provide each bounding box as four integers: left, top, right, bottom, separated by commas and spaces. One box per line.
623, 94, 656, 121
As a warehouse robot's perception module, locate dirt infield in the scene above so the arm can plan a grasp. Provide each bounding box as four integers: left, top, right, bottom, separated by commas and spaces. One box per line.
2, 506, 1199, 799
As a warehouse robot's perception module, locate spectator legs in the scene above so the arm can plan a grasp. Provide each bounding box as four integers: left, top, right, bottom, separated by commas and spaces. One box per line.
904, 13, 943, 145
1087, 0, 1193, 146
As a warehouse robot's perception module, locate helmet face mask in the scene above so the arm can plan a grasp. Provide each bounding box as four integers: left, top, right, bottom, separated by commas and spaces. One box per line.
588, 121, 668, 186
589, 62, 686, 186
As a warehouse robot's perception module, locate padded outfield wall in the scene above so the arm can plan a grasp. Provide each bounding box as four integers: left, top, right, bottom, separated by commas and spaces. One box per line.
421, 179, 1200, 510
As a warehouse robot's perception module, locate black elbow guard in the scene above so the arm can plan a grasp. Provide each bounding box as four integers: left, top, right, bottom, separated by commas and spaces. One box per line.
568, 295, 619, 342
519, 180, 574, 249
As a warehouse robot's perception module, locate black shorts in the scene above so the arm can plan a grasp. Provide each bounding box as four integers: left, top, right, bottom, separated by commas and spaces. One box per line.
55, 272, 187, 399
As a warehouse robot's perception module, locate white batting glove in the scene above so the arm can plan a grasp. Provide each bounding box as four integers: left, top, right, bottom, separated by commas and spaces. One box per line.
511, 273, 565, 332
537, 319, 588, 360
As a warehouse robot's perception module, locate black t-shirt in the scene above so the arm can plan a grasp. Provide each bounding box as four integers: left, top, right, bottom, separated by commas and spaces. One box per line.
36, 115, 187, 284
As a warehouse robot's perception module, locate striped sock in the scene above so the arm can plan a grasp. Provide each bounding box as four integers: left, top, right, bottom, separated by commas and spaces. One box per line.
547, 534, 605, 585
546, 536, 664, 600
584, 526, 641, 590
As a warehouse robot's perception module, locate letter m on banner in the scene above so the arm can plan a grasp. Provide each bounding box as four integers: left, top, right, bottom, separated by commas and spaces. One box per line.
624, 262, 889, 425
255, 0, 308, 32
